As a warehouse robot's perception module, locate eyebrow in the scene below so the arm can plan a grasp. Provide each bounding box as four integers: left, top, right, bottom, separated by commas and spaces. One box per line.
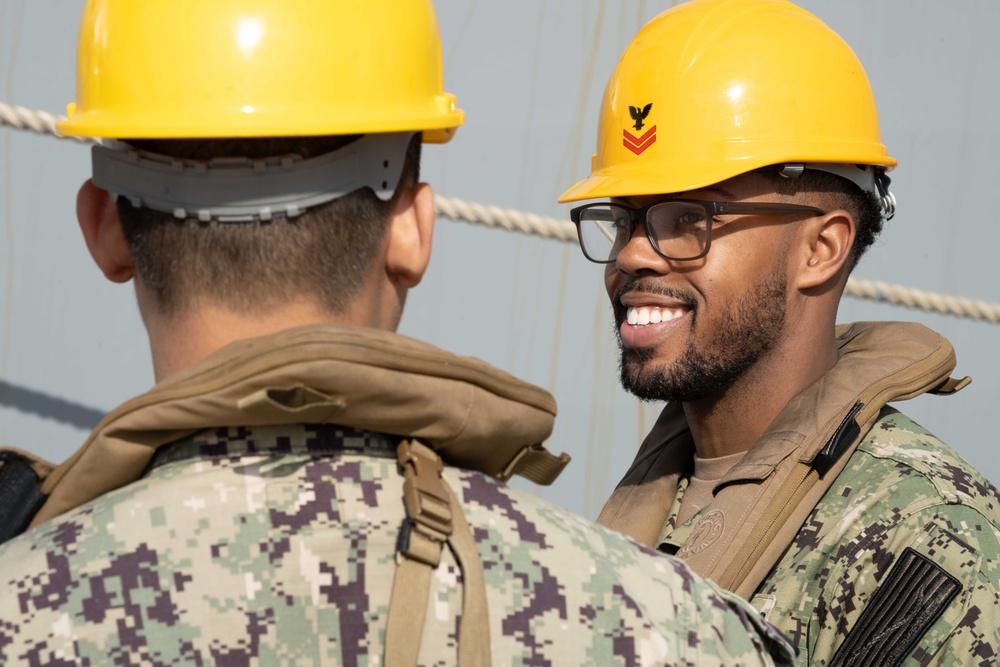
702, 185, 737, 200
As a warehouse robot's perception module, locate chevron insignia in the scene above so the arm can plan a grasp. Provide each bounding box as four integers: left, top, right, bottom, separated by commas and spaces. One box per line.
623, 125, 656, 155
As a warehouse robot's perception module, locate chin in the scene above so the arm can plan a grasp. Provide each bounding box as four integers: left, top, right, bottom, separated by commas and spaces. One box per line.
619, 351, 671, 403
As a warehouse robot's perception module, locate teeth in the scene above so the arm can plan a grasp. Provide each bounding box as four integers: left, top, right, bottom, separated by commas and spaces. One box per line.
625, 306, 685, 327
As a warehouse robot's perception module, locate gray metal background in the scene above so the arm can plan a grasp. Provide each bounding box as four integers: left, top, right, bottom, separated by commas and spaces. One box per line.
1, 1, 997, 519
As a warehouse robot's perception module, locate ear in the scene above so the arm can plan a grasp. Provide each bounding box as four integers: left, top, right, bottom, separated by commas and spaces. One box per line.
795, 209, 854, 290
385, 182, 435, 288
76, 179, 135, 283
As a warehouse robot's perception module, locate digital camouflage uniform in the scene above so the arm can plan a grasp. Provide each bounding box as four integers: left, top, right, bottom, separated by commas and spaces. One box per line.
659, 410, 1000, 666
0, 327, 795, 666
599, 322, 1000, 666
749, 408, 1000, 666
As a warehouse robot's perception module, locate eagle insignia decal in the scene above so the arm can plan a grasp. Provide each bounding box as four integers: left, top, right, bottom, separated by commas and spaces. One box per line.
629, 103, 652, 131
623, 103, 656, 155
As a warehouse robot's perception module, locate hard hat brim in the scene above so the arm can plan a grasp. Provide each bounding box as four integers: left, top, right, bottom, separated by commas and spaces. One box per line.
58, 102, 464, 144
559, 148, 897, 203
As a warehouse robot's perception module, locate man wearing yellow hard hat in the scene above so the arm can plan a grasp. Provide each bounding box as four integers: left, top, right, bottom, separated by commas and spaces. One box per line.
0, 1, 800, 664
562, 0, 1000, 663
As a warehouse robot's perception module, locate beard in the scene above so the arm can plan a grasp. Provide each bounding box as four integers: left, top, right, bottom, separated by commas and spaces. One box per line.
616, 271, 787, 403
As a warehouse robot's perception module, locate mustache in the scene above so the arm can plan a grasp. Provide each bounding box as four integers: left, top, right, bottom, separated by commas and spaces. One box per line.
612, 278, 698, 311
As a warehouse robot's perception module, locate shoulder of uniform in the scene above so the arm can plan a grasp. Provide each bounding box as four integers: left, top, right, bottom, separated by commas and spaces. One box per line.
851, 407, 1000, 525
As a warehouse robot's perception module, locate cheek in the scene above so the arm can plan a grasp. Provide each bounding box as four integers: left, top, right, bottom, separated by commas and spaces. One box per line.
687, 263, 759, 318
709, 232, 784, 284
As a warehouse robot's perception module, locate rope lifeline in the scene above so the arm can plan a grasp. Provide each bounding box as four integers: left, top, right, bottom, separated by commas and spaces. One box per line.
2, 100, 998, 324
0, 102, 91, 144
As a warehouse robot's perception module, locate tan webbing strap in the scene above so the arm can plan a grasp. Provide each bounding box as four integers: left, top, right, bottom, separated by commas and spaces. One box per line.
385, 557, 436, 666
385, 440, 453, 667
930, 375, 971, 395
441, 480, 492, 666
498, 444, 571, 486
385, 440, 491, 666
715, 462, 819, 593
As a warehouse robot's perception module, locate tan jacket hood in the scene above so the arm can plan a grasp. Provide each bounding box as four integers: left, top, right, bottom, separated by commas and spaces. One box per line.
29, 325, 567, 529
598, 321, 969, 597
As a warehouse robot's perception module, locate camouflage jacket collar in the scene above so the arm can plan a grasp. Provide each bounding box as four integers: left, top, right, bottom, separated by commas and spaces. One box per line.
30, 324, 564, 529
598, 321, 969, 596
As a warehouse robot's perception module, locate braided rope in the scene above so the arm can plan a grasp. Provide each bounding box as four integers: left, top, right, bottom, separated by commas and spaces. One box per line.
3, 100, 998, 323
434, 195, 578, 242
844, 279, 1000, 323
0, 102, 93, 143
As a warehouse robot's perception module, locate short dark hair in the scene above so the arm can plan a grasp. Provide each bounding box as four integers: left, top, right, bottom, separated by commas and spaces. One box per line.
758, 166, 884, 270
117, 134, 422, 315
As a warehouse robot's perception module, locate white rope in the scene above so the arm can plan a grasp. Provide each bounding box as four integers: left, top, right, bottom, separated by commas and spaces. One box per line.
434, 195, 578, 242
0, 102, 93, 143
3, 99, 999, 324
844, 279, 1000, 323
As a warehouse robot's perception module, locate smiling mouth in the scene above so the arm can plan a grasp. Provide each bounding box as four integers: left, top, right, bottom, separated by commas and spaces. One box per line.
625, 305, 688, 327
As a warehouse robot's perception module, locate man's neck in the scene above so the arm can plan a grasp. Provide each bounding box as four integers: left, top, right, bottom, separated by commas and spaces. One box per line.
143, 299, 384, 383
683, 330, 840, 459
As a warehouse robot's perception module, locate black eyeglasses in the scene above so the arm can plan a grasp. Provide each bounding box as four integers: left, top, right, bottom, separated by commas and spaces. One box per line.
569, 199, 826, 263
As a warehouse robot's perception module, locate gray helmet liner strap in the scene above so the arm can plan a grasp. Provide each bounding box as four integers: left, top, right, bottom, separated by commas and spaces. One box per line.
779, 161, 896, 221
91, 131, 415, 223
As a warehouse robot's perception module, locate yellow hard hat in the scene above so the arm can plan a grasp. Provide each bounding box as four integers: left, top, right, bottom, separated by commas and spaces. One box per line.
58, 0, 463, 143
559, 0, 896, 203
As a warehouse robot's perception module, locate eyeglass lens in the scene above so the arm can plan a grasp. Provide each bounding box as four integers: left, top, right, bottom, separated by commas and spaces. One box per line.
577, 202, 709, 262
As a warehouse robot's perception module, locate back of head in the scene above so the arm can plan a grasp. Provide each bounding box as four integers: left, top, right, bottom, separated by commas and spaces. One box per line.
59, 0, 464, 315
560, 0, 897, 267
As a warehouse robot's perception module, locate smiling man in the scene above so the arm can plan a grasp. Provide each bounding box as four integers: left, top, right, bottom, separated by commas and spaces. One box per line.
561, 0, 1000, 664
0, 1, 805, 665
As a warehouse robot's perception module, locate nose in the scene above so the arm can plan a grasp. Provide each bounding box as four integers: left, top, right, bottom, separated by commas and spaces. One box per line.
613, 223, 669, 276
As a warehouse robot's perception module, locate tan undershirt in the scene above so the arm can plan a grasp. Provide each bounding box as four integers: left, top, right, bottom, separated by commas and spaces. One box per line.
676, 450, 746, 525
